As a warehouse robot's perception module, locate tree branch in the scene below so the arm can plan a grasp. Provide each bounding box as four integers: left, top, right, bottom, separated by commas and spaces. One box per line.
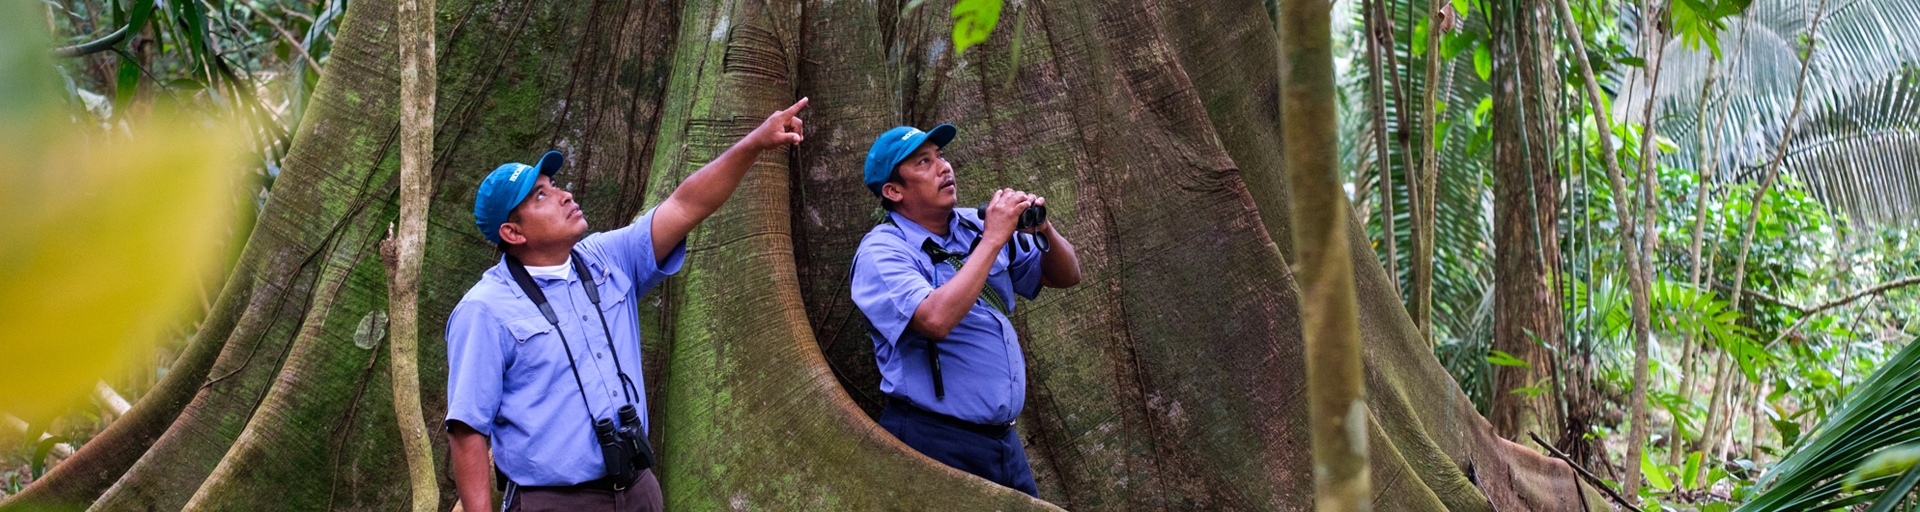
1711, 282, 1806, 314
250, 7, 324, 77
52, 24, 131, 58
1764, 276, 1920, 348
1531, 432, 1644, 512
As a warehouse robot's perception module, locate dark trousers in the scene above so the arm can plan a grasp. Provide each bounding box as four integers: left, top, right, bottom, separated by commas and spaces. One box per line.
506, 469, 663, 512
879, 404, 1040, 497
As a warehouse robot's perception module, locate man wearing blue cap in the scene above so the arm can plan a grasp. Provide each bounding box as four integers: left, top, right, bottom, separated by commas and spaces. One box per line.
850, 124, 1082, 497
444, 98, 808, 512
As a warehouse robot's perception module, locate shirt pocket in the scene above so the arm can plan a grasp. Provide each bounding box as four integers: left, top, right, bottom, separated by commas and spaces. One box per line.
503, 316, 553, 344
594, 266, 636, 313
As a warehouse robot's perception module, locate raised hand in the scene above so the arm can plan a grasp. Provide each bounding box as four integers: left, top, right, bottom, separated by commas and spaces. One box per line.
749, 97, 809, 151
983, 188, 1035, 242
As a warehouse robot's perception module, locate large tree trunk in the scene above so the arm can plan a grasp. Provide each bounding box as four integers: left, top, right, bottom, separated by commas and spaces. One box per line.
1487, 0, 1564, 443
5, 0, 1605, 510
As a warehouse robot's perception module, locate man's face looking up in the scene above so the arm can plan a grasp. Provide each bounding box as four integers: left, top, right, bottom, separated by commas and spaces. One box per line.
882, 141, 957, 213
500, 174, 590, 248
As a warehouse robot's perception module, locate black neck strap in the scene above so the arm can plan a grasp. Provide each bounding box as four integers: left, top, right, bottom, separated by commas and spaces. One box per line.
503, 251, 641, 415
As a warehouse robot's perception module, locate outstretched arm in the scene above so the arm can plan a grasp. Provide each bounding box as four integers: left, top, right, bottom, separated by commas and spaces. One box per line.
650, 98, 809, 262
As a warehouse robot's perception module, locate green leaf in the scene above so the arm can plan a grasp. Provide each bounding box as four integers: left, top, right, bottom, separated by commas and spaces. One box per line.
1643, 450, 1676, 491
1618, 56, 1646, 68
1486, 349, 1529, 367
951, 0, 1003, 56
31, 435, 67, 478
1441, 31, 1476, 60
1510, 385, 1548, 398
1412, 22, 1429, 56
113, 58, 139, 115
1683, 451, 1704, 489
1472, 43, 1491, 81
1844, 444, 1920, 491
1451, 0, 1469, 17
1773, 418, 1803, 447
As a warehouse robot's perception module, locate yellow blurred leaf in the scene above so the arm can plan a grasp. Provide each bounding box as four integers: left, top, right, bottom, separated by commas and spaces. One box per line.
0, 117, 244, 423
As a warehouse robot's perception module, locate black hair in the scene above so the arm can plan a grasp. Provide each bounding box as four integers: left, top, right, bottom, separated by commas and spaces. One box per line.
878, 171, 907, 211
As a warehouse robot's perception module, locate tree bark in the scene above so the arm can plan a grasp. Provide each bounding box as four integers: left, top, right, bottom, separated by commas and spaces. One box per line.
1364, 0, 1400, 303
4, 0, 1608, 510
1487, 0, 1563, 443
1622, 0, 1672, 499
1414, 0, 1444, 345
1549, 0, 1655, 498
1282, 0, 1370, 506
388, 0, 438, 506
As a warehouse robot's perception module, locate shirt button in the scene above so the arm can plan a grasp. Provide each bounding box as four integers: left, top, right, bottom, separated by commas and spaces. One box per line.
596, 352, 604, 358
582, 315, 590, 321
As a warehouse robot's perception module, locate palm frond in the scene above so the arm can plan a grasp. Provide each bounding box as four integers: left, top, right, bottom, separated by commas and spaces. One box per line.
1630, 0, 1920, 225
1736, 337, 1920, 511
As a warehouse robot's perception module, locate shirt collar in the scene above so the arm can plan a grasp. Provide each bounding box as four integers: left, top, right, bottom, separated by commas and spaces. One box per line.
486, 252, 601, 301
887, 209, 978, 252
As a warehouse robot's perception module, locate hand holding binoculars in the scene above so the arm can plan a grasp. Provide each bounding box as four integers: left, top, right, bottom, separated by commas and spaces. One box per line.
977, 202, 1049, 253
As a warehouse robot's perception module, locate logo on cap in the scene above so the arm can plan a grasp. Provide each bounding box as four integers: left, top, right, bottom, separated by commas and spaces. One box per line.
509, 166, 526, 182
901, 129, 921, 140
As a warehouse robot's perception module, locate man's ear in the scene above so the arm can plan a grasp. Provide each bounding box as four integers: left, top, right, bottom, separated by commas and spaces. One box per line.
881, 182, 905, 203
498, 223, 526, 246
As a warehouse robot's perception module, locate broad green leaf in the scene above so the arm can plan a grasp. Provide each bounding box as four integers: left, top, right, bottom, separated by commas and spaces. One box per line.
1441, 31, 1476, 60
1683, 452, 1704, 489
1773, 418, 1803, 447
113, 58, 140, 115
1643, 450, 1676, 491
951, 0, 1003, 56
1473, 43, 1491, 81
1413, 22, 1429, 56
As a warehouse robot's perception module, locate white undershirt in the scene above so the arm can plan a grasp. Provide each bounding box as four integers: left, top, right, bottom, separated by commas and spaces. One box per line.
524, 260, 573, 280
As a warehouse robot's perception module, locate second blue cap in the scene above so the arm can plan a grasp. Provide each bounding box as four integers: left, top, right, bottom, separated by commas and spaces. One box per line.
863, 124, 956, 196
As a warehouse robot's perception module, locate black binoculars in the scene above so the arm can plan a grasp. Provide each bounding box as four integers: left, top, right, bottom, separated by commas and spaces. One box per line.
593, 404, 656, 489
977, 202, 1050, 253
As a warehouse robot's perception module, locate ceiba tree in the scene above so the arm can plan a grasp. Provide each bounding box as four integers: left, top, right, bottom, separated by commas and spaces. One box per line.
4, 0, 1607, 510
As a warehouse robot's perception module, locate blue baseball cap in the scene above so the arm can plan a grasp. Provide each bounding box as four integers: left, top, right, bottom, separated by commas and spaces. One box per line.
863, 124, 956, 196
473, 150, 565, 244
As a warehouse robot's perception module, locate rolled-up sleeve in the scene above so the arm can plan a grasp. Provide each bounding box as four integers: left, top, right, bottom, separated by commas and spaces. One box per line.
444, 301, 508, 436
1008, 234, 1046, 300
586, 206, 687, 292
851, 237, 934, 346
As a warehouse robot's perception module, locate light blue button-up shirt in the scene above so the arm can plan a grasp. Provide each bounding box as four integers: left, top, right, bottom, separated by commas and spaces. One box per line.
850, 208, 1044, 425
444, 208, 685, 487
